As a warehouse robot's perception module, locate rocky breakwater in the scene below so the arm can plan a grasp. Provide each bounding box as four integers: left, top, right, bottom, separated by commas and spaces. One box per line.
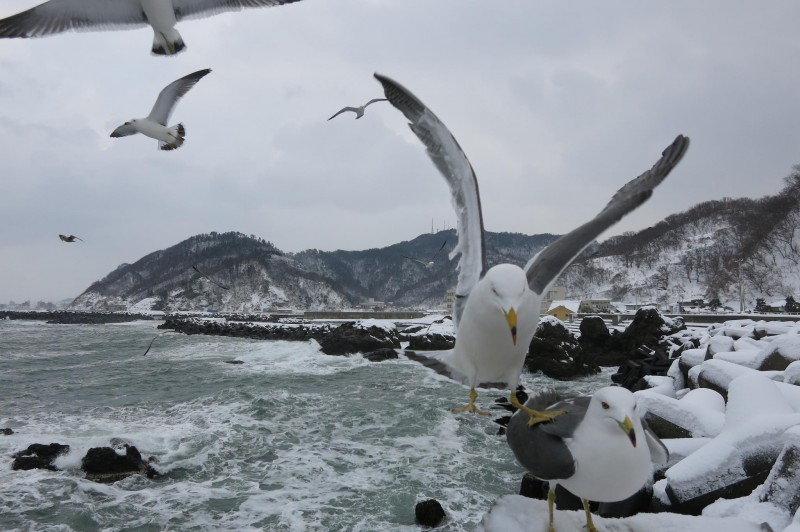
625, 318, 800, 529
158, 315, 332, 342
0, 310, 157, 324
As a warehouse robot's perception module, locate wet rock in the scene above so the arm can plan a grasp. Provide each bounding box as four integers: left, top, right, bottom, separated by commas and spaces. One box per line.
363, 348, 399, 362
1, 428, 13, 435
318, 321, 400, 356
12, 443, 70, 471
81, 444, 160, 483
415, 498, 446, 527
225, 359, 245, 364
407, 332, 455, 351
525, 317, 599, 380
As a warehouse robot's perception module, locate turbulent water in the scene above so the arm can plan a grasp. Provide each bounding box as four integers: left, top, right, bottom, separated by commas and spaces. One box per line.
0, 320, 611, 531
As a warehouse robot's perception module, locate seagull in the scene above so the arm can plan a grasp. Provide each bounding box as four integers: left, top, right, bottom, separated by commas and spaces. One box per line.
59, 234, 82, 242
375, 73, 689, 424
0, 0, 302, 56
506, 387, 668, 532
142, 330, 179, 356
328, 98, 387, 121
110, 68, 211, 151
402, 239, 447, 268
192, 264, 229, 290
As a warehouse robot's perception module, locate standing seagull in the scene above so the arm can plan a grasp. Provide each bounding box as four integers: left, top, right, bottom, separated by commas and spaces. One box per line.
0, 0, 302, 56
328, 98, 387, 121
111, 68, 210, 151
375, 73, 689, 424
506, 387, 668, 531
59, 234, 82, 242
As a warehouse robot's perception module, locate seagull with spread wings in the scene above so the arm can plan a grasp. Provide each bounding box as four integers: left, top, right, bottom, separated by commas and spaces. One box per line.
402, 239, 447, 269
0, 0, 302, 56
328, 98, 387, 121
374, 73, 689, 425
59, 234, 83, 242
110, 68, 210, 151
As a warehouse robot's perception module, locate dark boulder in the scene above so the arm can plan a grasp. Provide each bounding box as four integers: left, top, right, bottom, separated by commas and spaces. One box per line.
12, 443, 70, 471
81, 444, 160, 483
415, 498, 446, 527
525, 318, 600, 380
407, 332, 455, 351
363, 348, 399, 362
318, 321, 400, 356
1, 428, 13, 435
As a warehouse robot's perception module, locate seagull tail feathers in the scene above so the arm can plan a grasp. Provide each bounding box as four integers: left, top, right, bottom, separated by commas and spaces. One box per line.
159, 123, 185, 151
151, 29, 186, 56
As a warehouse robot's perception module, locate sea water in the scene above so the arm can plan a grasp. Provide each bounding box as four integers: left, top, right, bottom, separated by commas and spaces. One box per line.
0, 320, 610, 531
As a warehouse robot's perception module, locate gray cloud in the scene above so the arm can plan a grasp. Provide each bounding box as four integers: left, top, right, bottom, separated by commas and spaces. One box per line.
1, 0, 799, 302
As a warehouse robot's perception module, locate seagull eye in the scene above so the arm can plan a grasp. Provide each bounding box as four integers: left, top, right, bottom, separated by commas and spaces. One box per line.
601, 402, 610, 410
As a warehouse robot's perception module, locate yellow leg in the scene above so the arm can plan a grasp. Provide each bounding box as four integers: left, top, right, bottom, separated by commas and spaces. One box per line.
582, 499, 598, 532
547, 487, 556, 532
510, 391, 565, 426
451, 388, 491, 416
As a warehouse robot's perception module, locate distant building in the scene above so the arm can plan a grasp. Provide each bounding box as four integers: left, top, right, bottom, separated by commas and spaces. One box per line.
578, 299, 612, 313
540, 286, 567, 313
359, 297, 386, 311
547, 300, 581, 321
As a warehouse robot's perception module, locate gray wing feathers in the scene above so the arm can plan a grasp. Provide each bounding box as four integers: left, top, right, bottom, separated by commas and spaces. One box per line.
525, 135, 689, 295
148, 68, 211, 125
328, 107, 358, 120
110, 123, 138, 137
506, 392, 587, 480
403, 350, 506, 389
375, 73, 487, 327
173, 0, 302, 21
364, 98, 387, 107
0, 0, 147, 37
642, 417, 669, 465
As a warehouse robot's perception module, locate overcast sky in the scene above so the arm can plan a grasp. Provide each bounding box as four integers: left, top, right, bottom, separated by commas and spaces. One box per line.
1, 0, 799, 303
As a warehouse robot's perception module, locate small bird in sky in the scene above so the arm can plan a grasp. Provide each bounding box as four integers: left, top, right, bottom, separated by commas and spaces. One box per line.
110, 68, 211, 151
328, 98, 387, 121
402, 239, 447, 268
192, 265, 229, 290
0, 0, 303, 56
59, 234, 82, 242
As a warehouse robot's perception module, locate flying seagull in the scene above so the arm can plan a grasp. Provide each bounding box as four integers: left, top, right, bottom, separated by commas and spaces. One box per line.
506, 387, 668, 532
192, 264, 229, 290
142, 330, 179, 356
0, 0, 302, 56
328, 98, 387, 121
59, 234, 82, 242
110, 68, 211, 151
374, 73, 689, 424
402, 239, 447, 268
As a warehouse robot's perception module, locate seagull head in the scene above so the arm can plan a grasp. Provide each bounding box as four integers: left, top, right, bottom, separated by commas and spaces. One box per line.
591, 387, 639, 447
483, 264, 529, 346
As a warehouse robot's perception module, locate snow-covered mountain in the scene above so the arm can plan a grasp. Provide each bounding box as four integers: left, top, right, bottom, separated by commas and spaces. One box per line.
71, 169, 800, 313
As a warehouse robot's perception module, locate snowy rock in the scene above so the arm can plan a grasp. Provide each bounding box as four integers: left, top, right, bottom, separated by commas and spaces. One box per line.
708, 336, 735, 357
318, 320, 400, 355
636, 389, 724, 439
785, 361, 800, 385
668, 359, 686, 392
663, 438, 714, 468
406, 332, 455, 351
758, 426, 800, 518
679, 348, 708, 385
664, 375, 800, 513
696, 359, 783, 400
476, 495, 766, 532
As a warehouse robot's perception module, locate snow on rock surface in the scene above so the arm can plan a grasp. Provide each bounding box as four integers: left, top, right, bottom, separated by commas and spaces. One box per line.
666, 374, 800, 502
636, 389, 724, 437
785, 361, 800, 385
476, 495, 765, 532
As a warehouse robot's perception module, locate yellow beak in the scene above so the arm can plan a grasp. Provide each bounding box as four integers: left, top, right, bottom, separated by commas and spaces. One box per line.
505, 308, 517, 345
618, 416, 636, 447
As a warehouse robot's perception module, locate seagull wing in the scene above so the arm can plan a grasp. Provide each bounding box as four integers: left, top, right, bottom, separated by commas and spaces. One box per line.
328, 107, 358, 121
363, 98, 387, 108
641, 416, 669, 465
401, 255, 427, 266
429, 239, 448, 260
172, 0, 302, 22
192, 264, 230, 290
506, 395, 590, 480
525, 135, 689, 295
375, 73, 486, 327
147, 68, 212, 126
110, 123, 138, 138
0, 0, 148, 38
